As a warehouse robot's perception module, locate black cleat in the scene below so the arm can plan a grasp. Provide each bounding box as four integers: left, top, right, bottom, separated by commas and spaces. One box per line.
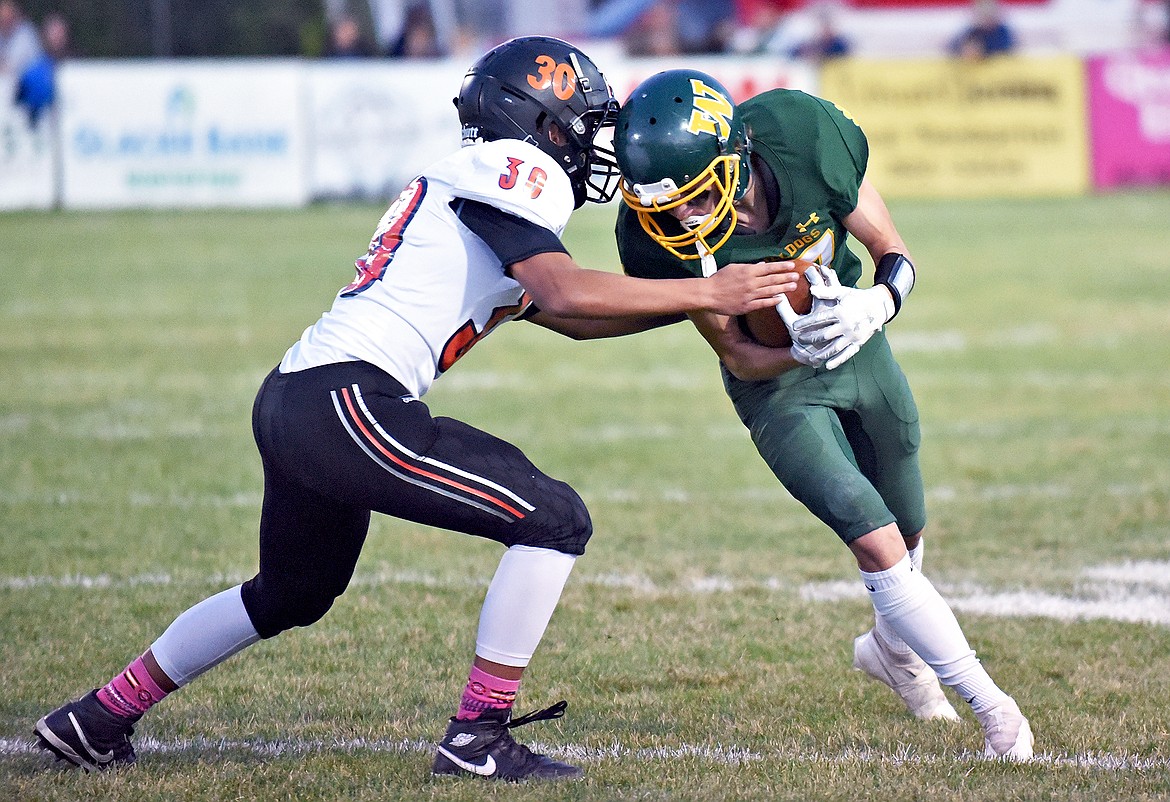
34, 690, 139, 772
432, 700, 582, 782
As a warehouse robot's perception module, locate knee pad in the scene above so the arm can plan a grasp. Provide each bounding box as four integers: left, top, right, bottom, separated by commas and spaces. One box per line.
512, 481, 593, 555
241, 574, 340, 638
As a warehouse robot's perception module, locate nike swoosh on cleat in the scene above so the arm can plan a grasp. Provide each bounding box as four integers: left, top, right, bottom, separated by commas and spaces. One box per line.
69, 712, 115, 764
436, 746, 497, 776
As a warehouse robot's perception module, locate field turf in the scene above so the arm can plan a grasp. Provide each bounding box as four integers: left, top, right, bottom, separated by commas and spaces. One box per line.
1, 193, 1168, 800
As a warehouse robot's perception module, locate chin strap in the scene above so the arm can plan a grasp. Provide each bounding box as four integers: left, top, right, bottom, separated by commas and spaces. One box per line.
696, 240, 718, 277
874, 252, 916, 319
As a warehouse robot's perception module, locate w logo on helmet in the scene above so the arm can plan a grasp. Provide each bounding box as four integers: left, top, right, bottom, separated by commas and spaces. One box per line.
686, 79, 733, 141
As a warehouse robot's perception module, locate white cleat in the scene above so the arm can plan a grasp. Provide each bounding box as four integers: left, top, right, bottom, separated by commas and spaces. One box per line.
975, 698, 1034, 762
853, 629, 962, 722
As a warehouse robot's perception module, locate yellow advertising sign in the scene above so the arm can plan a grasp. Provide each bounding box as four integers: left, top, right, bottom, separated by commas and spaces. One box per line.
820, 56, 1090, 198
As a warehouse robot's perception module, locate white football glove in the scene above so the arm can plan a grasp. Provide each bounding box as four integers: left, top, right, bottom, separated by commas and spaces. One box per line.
787, 329, 861, 369
789, 266, 895, 354
776, 268, 859, 370
776, 264, 837, 333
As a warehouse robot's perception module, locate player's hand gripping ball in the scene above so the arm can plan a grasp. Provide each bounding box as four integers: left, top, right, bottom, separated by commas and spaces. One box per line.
739, 258, 815, 348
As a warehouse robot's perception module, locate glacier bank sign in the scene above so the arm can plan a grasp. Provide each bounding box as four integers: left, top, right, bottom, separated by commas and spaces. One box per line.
59, 60, 307, 208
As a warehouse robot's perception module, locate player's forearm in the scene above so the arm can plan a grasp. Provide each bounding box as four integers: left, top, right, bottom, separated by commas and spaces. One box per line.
690, 311, 803, 381
529, 310, 684, 340
511, 252, 703, 319
719, 341, 803, 381
513, 252, 795, 319
534, 267, 716, 319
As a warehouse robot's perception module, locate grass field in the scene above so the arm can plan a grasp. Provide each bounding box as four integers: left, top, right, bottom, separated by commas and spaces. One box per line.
1, 192, 1169, 801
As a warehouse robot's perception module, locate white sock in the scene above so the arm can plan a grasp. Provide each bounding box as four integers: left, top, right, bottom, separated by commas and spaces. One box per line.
474, 545, 577, 667
873, 539, 925, 656
907, 539, 924, 573
151, 585, 261, 687
862, 556, 1010, 713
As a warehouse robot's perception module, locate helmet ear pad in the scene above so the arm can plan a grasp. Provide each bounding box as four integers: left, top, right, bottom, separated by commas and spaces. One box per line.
453, 36, 621, 207
615, 69, 752, 259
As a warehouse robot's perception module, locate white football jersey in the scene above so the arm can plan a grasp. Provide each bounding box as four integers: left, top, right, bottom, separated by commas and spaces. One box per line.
280, 139, 574, 399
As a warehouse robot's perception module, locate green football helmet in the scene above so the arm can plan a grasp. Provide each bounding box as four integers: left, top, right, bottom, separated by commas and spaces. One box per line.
615, 70, 751, 260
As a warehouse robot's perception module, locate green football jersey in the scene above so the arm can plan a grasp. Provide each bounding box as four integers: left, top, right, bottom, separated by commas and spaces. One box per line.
617, 89, 869, 288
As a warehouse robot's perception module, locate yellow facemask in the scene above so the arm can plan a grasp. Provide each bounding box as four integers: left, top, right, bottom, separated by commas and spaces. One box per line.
621, 153, 741, 261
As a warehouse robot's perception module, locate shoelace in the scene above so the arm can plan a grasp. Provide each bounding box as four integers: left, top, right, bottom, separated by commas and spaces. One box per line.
505, 700, 568, 730
488, 701, 570, 774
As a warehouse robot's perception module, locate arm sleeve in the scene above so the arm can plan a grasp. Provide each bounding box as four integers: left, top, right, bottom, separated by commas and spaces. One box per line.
452, 198, 568, 269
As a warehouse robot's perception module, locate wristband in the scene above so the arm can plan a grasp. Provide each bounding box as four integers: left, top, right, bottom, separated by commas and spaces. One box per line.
875, 252, 915, 318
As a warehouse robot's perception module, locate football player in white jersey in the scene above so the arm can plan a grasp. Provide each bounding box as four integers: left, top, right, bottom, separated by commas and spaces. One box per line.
33, 36, 798, 782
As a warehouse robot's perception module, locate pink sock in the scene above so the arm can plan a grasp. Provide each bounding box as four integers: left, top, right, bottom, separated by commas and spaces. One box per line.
96, 655, 171, 719
456, 665, 520, 721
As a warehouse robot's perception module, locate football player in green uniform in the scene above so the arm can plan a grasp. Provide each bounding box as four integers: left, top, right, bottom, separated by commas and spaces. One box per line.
614, 69, 1034, 761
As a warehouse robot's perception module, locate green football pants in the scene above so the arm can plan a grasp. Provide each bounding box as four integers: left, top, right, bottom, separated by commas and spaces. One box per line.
721, 331, 926, 544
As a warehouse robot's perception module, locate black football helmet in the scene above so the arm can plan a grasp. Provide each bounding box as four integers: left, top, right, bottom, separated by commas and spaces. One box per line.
454, 36, 621, 208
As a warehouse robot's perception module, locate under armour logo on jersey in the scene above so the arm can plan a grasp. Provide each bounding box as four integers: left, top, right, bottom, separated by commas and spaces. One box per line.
796, 212, 821, 233
686, 79, 734, 141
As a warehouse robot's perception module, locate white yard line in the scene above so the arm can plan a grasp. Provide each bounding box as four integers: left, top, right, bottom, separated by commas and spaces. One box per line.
2, 735, 1167, 772
1, 479, 1163, 508
4, 561, 1170, 626
3, 565, 1166, 775
783, 573, 1170, 627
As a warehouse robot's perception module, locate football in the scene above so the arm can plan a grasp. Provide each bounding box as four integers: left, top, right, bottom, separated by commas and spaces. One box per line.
739, 258, 815, 348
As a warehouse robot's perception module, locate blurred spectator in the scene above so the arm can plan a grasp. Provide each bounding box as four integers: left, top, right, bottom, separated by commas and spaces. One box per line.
676, 0, 736, 54
451, 0, 507, 56
1131, 0, 1169, 50
620, 1, 680, 56
788, 6, 850, 62
42, 10, 69, 57
15, 11, 68, 126
589, 0, 653, 38
0, 0, 42, 77
386, 1, 444, 58
735, 0, 799, 31
728, 0, 795, 53
592, 0, 734, 57
949, 0, 1016, 60
368, 0, 456, 58
325, 14, 375, 57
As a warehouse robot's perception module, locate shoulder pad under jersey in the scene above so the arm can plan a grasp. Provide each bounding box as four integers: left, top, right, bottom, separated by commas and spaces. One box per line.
447, 139, 574, 237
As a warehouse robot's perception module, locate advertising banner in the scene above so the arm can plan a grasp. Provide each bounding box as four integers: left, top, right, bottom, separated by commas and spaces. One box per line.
820, 55, 1090, 198
1087, 51, 1170, 189
58, 61, 309, 208
307, 60, 466, 202
305, 55, 816, 204
604, 55, 818, 105
0, 79, 55, 211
